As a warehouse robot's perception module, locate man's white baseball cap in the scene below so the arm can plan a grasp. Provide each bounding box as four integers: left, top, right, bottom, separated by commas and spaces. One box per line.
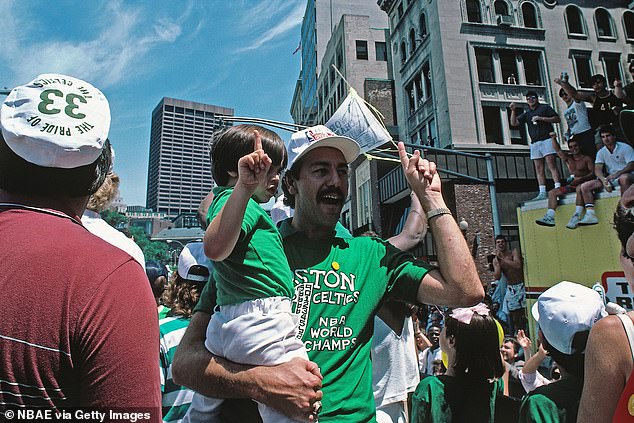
287, 125, 360, 169
1, 74, 110, 169
532, 281, 607, 354
178, 242, 212, 283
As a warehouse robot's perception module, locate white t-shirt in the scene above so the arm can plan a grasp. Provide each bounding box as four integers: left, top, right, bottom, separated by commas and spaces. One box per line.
371, 316, 420, 407
596, 141, 634, 174
81, 210, 146, 269
418, 345, 443, 376
564, 101, 591, 135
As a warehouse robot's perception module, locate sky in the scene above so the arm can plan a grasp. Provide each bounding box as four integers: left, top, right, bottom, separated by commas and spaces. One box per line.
0, 0, 305, 206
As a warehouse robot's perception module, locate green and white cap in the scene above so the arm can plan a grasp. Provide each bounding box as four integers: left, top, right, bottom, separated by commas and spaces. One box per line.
1, 73, 110, 169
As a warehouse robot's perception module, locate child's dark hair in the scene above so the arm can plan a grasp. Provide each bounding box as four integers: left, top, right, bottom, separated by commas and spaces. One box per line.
445, 312, 505, 381
541, 330, 589, 378
210, 124, 287, 186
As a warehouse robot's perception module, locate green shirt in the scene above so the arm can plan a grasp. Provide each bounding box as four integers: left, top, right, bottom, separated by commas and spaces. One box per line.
412, 375, 503, 423
518, 377, 583, 423
197, 219, 432, 422
159, 315, 195, 423
207, 186, 294, 306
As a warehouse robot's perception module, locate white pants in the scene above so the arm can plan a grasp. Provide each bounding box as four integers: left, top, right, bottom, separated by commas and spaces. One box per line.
376, 401, 407, 423
184, 297, 308, 423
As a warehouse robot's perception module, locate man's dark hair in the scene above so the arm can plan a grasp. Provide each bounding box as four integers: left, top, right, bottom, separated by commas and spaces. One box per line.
525, 90, 538, 98
210, 124, 286, 186
598, 124, 616, 137
591, 74, 607, 84
0, 132, 112, 198
445, 313, 505, 381
541, 330, 589, 378
614, 204, 634, 259
282, 161, 303, 208
503, 337, 520, 355
495, 235, 507, 241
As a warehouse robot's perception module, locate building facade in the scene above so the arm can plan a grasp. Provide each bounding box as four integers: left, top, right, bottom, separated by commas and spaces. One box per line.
380, 0, 633, 149
146, 97, 233, 218
291, 0, 389, 125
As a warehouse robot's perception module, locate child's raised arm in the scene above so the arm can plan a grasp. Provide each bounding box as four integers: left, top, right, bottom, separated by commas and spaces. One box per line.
204, 131, 272, 261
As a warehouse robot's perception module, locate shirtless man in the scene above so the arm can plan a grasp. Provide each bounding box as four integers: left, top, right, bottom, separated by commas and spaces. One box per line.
535, 133, 594, 229
493, 235, 526, 333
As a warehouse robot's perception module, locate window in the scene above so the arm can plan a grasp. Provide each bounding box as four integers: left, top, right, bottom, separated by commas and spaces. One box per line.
356, 40, 368, 60
566, 6, 586, 36
624, 11, 634, 40
602, 54, 622, 87
499, 50, 518, 84
522, 51, 543, 85
483, 106, 503, 145
573, 54, 593, 89
375, 42, 387, 61
423, 63, 432, 101
420, 13, 428, 37
406, 82, 415, 114
409, 29, 416, 54
400, 41, 407, 64
397, 3, 404, 19
494, 0, 509, 16
475, 48, 494, 83
521, 2, 538, 28
466, 0, 482, 23
595, 8, 615, 38
507, 108, 528, 145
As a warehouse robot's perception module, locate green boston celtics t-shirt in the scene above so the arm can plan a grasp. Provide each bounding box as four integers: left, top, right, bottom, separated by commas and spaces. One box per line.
206, 186, 294, 306
279, 220, 431, 423
195, 219, 433, 422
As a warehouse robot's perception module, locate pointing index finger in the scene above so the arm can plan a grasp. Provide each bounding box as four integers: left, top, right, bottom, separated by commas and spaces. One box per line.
253, 130, 263, 152
397, 142, 409, 169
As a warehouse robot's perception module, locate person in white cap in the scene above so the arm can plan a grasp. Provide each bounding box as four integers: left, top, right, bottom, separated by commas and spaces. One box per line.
173, 124, 483, 422
519, 281, 606, 423
159, 242, 212, 423
0, 74, 160, 418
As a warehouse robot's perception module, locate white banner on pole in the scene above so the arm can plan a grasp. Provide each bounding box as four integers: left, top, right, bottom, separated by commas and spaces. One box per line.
325, 89, 392, 154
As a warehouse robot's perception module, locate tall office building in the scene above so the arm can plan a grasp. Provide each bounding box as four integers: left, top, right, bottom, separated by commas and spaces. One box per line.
291, 0, 388, 125
146, 97, 233, 218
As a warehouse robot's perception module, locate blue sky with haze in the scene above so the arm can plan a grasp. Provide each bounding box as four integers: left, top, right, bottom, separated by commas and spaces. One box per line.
0, 0, 304, 206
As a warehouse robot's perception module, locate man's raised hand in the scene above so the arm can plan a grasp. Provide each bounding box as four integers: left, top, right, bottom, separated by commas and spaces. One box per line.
397, 142, 441, 202
237, 130, 272, 192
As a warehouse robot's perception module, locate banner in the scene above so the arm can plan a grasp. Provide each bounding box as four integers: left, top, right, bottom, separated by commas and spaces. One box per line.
325, 89, 392, 154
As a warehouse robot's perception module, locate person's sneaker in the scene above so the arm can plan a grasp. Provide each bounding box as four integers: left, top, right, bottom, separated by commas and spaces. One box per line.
530, 192, 548, 201
578, 213, 599, 226
566, 213, 581, 229
535, 214, 555, 227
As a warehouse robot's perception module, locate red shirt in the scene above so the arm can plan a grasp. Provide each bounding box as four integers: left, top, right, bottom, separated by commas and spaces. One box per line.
0, 206, 160, 420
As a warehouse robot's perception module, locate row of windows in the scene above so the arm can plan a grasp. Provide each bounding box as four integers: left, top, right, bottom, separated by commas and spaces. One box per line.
465, 0, 539, 28
163, 105, 227, 118
396, 12, 428, 65
475, 48, 543, 86
465, 0, 634, 41
354, 40, 388, 62
563, 5, 634, 41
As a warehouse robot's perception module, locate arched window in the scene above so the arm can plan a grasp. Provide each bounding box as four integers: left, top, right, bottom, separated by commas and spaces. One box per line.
494, 0, 509, 16
400, 41, 407, 64
409, 29, 416, 54
521, 2, 538, 28
466, 0, 482, 23
420, 12, 427, 37
565, 5, 586, 36
624, 10, 634, 40
595, 8, 615, 38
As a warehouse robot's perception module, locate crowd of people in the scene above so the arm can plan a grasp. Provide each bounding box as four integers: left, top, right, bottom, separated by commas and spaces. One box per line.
1, 68, 634, 423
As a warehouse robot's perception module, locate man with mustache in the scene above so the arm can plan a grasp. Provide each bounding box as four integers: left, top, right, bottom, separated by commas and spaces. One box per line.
173, 125, 483, 422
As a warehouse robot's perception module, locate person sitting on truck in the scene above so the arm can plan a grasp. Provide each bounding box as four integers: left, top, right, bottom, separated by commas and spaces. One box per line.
535, 133, 594, 229
577, 125, 634, 226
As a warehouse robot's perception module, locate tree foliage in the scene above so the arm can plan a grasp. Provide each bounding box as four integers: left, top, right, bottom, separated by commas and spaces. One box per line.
128, 226, 170, 263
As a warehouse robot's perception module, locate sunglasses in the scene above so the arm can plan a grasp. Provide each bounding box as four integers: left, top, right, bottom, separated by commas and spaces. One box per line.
526, 96, 537, 100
